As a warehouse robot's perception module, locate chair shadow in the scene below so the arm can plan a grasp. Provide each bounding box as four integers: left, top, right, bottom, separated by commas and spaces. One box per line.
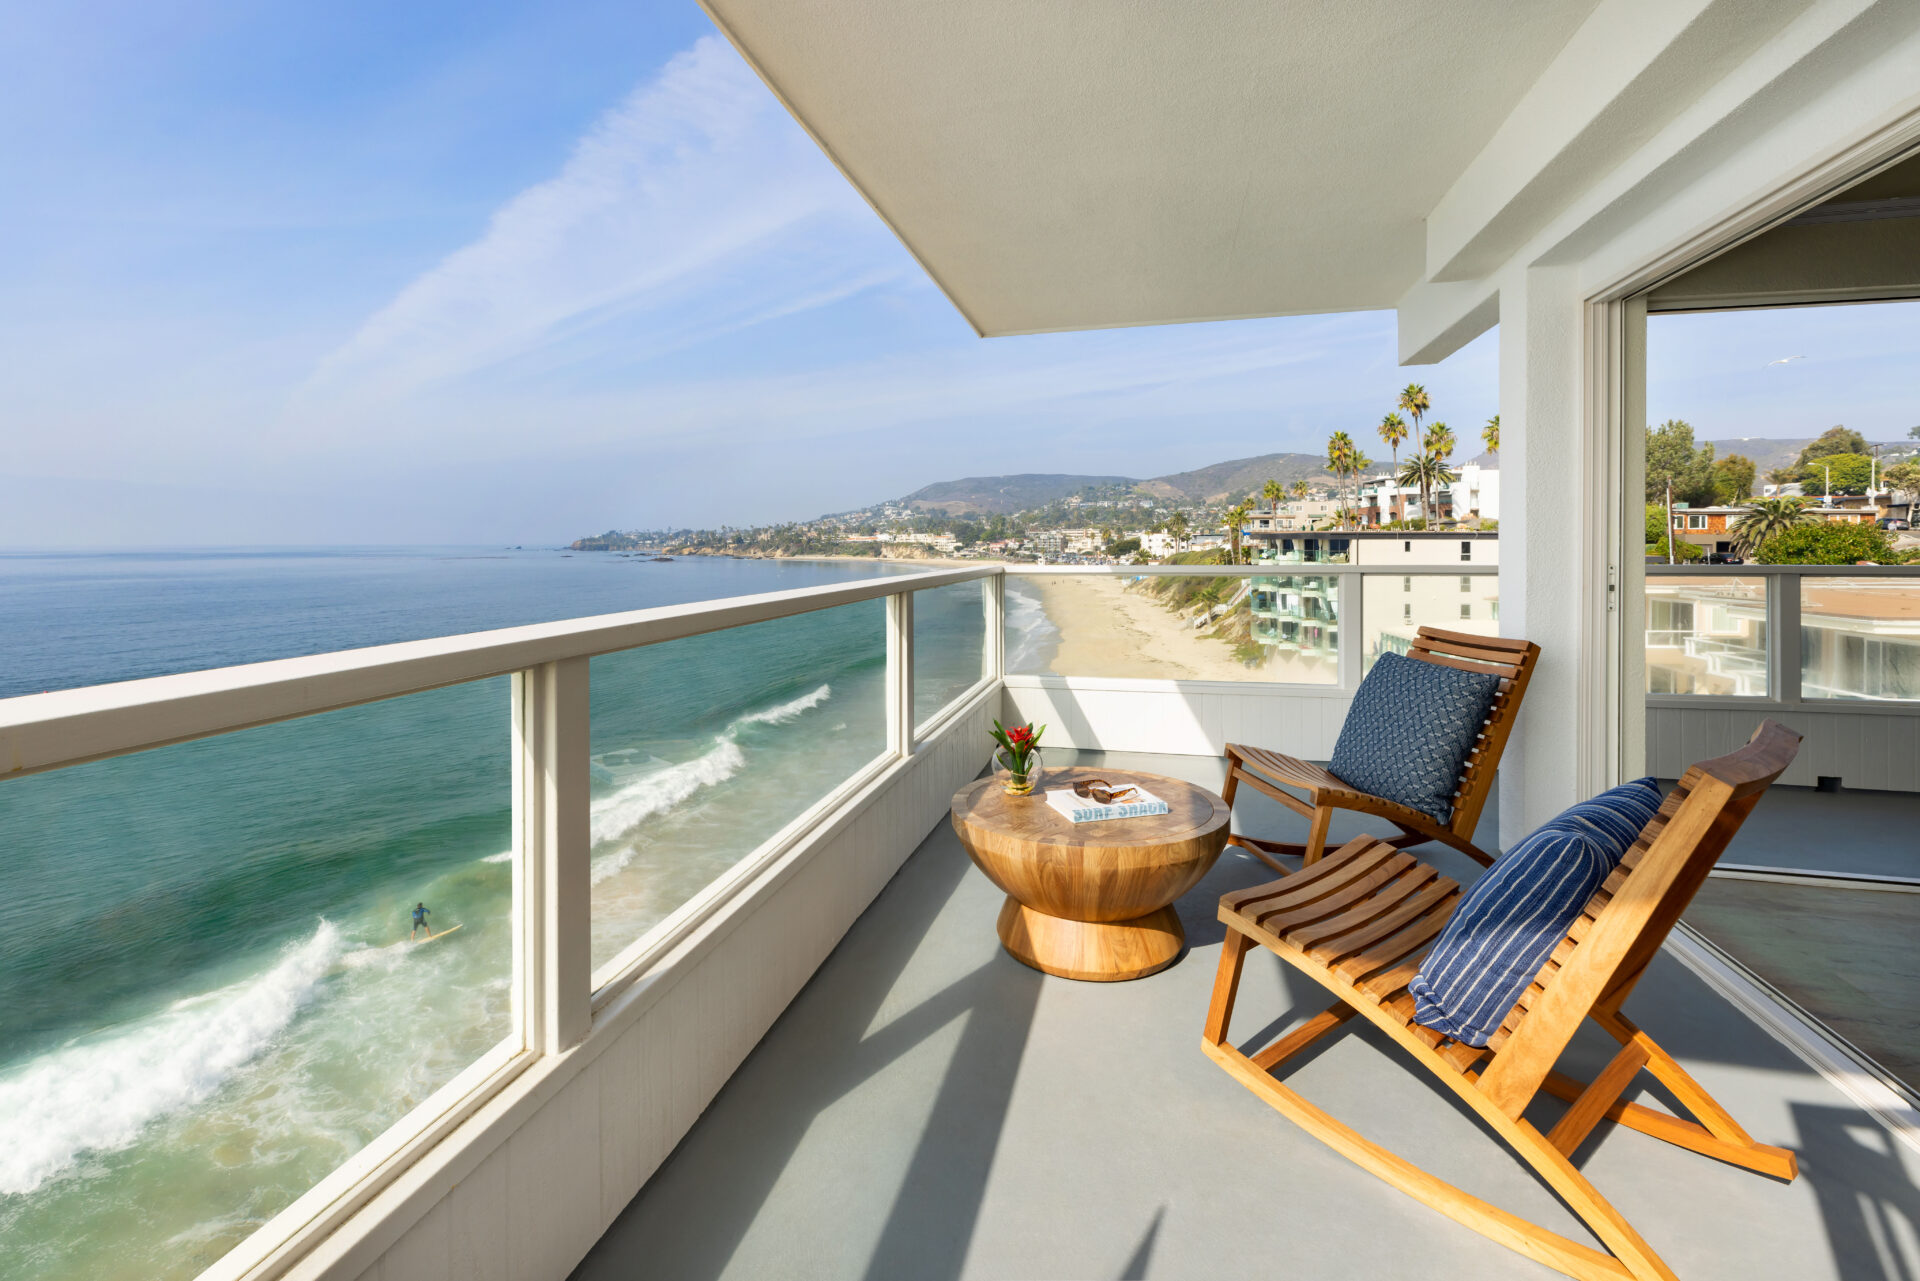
1791, 1101, 1920, 1279
574, 819, 1045, 1281
1116, 1205, 1165, 1280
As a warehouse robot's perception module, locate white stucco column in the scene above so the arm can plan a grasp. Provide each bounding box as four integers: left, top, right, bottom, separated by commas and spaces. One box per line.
1496, 265, 1589, 844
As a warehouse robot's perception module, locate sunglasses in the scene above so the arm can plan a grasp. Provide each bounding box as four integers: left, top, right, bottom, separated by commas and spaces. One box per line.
1072, 779, 1140, 805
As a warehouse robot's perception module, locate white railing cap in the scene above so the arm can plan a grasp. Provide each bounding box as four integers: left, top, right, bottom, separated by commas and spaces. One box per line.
0, 565, 994, 779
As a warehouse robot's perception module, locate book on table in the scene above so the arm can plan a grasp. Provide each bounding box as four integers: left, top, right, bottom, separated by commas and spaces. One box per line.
1045, 785, 1171, 823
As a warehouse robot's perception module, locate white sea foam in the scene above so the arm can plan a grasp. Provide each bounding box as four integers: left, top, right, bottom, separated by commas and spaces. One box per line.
0, 922, 342, 1196
1003, 580, 1059, 673
590, 737, 746, 852
586, 685, 833, 877
338, 940, 412, 972
479, 850, 514, 864
732, 683, 831, 727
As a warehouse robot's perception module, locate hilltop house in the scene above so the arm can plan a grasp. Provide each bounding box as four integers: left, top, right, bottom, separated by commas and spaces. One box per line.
1670, 501, 1878, 556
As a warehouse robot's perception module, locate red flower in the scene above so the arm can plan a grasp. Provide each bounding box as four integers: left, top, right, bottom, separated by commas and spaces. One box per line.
1007, 725, 1034, 746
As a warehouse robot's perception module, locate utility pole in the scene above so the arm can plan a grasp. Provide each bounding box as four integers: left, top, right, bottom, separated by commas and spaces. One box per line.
1824, 464, 1832, 507
1666, 479, 1675, 565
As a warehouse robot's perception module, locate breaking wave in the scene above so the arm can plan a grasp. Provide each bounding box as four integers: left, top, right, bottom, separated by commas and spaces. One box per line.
0, 922, 343, 1196
731, 683, 831, 727
587, 685, 833, 877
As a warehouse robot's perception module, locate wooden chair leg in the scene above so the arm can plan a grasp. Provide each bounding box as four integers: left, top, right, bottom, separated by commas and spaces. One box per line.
1227, 834, 1297, 876
1203, 928, 1252, 1046
1303, 805, 1334, 865
1548, 1011, 1799, 1180
1204, 1037, 1672, 1280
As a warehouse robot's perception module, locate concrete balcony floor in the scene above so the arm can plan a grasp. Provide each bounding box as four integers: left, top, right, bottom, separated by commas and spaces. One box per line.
575, 751, 1919, 1281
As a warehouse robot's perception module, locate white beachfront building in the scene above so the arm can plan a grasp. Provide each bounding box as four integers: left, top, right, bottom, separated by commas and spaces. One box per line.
8, 7, 1920, 1281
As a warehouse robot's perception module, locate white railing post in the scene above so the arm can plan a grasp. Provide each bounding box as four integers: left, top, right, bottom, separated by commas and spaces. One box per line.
985, 570, 1006, 681
1773, 570, 1803, 705
512, 658, 592, 1055
1337, 568, 1365, 689
887, 591, 915, 755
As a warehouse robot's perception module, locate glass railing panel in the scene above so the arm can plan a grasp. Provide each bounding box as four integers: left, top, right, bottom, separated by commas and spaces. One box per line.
588, 599, 887, 971
0, 682, 514, 1281
1360, 572, 1500, 674
1643, 574, 1769, 696
1799, 576, 1920, 701
1004, 572, 1338, 683
913, 579, 990, 731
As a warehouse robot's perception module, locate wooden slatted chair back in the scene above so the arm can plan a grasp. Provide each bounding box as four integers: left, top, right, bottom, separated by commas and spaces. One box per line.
1403, 627, 1541, 839
1472, 720, 1801, 1116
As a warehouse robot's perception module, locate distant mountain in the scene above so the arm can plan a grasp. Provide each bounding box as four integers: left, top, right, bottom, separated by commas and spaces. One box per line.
903, 473, 1133, 515
898, 453, 1337, 515
1136, 452, 1334, 503
1706, 435, 1918, 474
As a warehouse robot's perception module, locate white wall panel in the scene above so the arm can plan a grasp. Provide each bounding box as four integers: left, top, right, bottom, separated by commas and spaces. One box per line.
1647, 703, 1920, 792
1003, 678, 1352, 761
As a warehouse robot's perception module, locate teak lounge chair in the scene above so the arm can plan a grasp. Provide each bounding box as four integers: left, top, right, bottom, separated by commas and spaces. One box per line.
1200, 720, 1802, 1281
1222, 626, 1540, 869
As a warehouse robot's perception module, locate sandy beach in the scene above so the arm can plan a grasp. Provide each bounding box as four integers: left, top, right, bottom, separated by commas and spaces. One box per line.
1026, 574, 1255, 680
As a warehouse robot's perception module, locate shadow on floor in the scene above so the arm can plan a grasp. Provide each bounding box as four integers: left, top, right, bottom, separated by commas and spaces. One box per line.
1794, 1102, 1920, 1281
574, 820, 1044, 1281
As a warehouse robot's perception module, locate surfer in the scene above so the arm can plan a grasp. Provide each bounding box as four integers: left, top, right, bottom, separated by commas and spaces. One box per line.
410, 901, 431, 941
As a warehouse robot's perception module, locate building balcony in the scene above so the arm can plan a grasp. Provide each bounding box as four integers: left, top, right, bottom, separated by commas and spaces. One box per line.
567, 748, 1918, 1281
4, 563, 1918, 1281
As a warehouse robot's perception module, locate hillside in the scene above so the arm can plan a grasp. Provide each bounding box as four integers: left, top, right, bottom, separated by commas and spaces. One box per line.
899, 453, 1337, 515
903, 473, 1132, 515
1705, 435, 1918, 474
1136, 452, 1335, 503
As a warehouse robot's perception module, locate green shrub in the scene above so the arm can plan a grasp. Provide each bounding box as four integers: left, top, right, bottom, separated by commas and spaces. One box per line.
1755, 522, 1894, 564
1645, 533, 1704, 562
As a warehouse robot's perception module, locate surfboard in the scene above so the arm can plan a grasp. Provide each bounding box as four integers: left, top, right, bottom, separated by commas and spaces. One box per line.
415, 923, 464, 945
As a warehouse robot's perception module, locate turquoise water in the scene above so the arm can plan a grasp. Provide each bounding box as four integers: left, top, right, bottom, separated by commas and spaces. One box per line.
0, 549, 1009, 1280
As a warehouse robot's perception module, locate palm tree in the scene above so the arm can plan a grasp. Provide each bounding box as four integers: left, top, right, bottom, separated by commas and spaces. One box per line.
1397, 384, 1430, 436
1262, 478, 1283, 515
1327, 432, 1356, 529
1349, 447, 1373, 526
1483, 414, 1499, 456
1421, 423, 1456, 523
1290, 479, 1308, 506
1378, 412, 1408, 520
1224, 501, 1253, 564
1730, 496, 1810, 558
1164, 511, 1190, 552
1397, 453, 1457, 528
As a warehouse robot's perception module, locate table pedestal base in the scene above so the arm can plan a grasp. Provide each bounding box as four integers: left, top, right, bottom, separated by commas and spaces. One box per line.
996, 897, 1184, 982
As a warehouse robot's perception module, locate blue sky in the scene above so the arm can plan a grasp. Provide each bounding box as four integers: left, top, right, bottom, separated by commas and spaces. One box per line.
0, 4, 1909, 545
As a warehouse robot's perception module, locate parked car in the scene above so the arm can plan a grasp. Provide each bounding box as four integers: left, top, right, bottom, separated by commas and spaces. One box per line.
1876, 517, 1910, 530
1704, 551, 1745, 564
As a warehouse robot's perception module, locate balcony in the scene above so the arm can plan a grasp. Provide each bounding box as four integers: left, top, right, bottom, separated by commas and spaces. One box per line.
569, 748, 1917, 1281
5, 563, 1917, 1281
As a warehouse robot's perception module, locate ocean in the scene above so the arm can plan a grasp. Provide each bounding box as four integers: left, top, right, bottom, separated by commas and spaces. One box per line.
0, 548, 1051, 1280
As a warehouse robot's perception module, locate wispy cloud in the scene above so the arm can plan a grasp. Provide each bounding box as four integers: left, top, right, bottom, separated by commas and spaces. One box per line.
300, 35, 907, 407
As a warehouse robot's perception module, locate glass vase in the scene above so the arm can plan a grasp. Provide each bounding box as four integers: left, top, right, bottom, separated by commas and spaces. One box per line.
995, 747, 1044, 796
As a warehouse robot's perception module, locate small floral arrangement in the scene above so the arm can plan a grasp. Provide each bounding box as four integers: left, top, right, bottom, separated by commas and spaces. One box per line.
990, 719, 1046, 795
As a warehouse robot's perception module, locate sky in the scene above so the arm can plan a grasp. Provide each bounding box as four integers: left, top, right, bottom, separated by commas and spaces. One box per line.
0, 3, 1910, 546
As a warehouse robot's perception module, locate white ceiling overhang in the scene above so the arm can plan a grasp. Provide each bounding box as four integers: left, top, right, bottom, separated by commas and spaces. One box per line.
699, 0, 1605, 336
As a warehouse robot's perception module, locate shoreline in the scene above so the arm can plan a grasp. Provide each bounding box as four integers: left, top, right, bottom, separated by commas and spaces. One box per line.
1026, 574, 1252, 680
647, 549, 1001, 568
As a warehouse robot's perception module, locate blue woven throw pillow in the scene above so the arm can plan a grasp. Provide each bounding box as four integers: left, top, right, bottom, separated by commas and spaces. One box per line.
1409, 777, 1663, 1046
1327, 651, 1503, 825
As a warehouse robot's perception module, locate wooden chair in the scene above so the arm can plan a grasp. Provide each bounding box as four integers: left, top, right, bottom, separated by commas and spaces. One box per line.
1222, 627, 1540, 870
1201, 721, 1802, 1281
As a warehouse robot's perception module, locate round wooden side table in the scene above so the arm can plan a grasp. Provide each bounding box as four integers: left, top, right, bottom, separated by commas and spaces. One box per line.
950, 766, 1231, 981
